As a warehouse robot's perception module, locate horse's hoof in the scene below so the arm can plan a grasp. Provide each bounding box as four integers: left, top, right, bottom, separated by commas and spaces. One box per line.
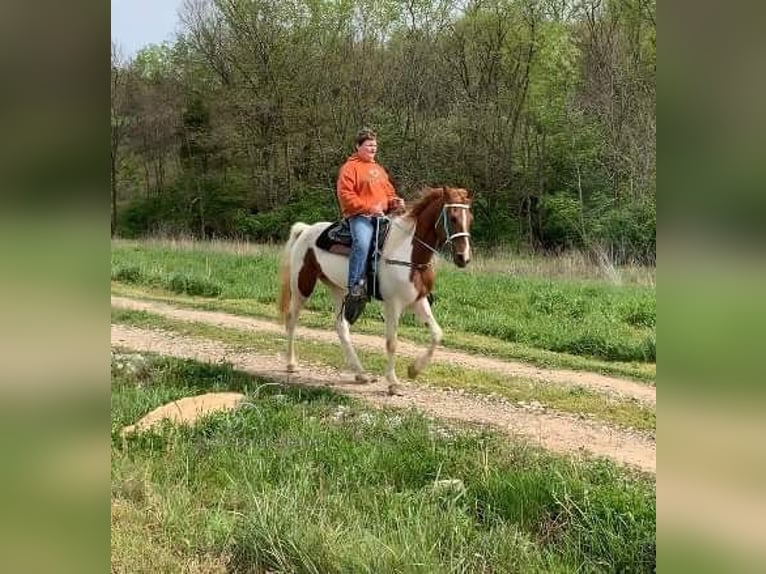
286, 363, 297, 374
354, 373, 372, 384
407, 364, 420, 379
387, 383, 404, 396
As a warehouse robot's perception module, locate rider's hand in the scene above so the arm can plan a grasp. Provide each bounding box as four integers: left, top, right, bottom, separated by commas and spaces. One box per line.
388, 197, 405, 212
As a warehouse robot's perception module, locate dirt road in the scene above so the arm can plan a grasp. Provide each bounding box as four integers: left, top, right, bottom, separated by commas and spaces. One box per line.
112, 296, 655, 405
111, 303, 655, 473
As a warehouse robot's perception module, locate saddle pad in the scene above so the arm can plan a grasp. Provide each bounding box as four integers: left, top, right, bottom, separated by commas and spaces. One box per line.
316, 220, 352, 251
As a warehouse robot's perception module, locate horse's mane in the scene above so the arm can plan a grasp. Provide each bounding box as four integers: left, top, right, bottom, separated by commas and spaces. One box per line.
407, 187, 446, 219
406, 186, 470, 220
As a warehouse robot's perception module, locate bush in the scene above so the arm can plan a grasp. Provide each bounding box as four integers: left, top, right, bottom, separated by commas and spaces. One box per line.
111, 264, 143, 284
469, 193, 521, 247
589, 196, 656, 264
553, 332, 638, 363
539, 193, 585, 250
235, 187, 340, 242
643, 334, 656, 362
535, 192, 655, 264
165, 273, 222, 297
117, 191, 192, 238
621, 299, 656, 328
117, 176, 248, 240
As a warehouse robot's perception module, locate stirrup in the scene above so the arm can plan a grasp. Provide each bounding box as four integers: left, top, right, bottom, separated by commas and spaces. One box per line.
343, 295, 367, 325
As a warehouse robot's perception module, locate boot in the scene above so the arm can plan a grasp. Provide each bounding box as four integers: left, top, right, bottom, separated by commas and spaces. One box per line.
343, 281, 368, 324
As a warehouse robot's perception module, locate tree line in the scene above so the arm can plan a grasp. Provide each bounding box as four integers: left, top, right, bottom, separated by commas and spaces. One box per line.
111, 0, 655, 263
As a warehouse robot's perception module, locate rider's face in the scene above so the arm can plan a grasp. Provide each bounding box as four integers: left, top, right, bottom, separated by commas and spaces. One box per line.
356, 138, 377, 161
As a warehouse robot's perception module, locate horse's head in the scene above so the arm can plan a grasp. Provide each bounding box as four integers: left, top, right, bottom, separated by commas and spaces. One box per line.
437, 187, 473, 268
407, 186, 474, 268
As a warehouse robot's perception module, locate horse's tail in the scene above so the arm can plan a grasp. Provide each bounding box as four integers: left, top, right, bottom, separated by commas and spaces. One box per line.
278, 222, 310, 323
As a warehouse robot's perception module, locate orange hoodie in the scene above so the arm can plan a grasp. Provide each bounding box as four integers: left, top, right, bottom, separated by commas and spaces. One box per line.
336, 153, 399, 218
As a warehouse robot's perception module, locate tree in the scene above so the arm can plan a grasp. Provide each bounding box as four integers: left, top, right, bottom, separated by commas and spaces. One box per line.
111, 42, 130, 236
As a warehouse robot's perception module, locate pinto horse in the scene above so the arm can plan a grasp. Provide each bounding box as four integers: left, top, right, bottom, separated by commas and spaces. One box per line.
278, 186, 473, 395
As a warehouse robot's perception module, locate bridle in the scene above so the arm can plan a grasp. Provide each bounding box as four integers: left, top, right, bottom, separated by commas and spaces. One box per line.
384, 202, 472, 270
436, 203, 472, 243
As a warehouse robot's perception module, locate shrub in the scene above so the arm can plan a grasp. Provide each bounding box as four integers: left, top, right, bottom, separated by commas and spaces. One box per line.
117, 177, 248, 240
540, 193, 585, 250
589, 196, 656, 265
111, 264, 143, 284
165, 273, 222, 297
622, 299, 656, 328
469, 193, 521, 247
235, 187, 340, 242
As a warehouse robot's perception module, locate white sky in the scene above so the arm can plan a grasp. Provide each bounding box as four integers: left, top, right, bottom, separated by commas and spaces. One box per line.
111, 0, 184, 58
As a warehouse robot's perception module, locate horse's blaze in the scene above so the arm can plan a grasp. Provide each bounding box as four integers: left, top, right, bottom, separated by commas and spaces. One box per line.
298, 248, 324, 298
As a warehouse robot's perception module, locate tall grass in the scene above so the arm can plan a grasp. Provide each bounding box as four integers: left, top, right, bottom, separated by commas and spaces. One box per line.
112, 353, 655, 573
111, 239, 656, 367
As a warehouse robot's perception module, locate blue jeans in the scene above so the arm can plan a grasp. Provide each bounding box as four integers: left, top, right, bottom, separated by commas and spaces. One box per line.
347, 215, 374, 288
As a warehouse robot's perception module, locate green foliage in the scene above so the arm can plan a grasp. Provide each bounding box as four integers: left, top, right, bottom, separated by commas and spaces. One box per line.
535, 192, 656, 263
469, 192, 521, 246
540, 193, 585, 249
621, 297, 656, 329
590, 196, 657, 264
118, 194, 184, 238
166, 273, 222, 297
111, 264, 143, 284
132, 43, 176, 81
117, 177, 248, 239
234, 187, 340, 242
112, 0, 655, 262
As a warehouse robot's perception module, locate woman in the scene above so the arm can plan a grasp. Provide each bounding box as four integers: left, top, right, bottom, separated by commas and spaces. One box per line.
336, 128, 405, 323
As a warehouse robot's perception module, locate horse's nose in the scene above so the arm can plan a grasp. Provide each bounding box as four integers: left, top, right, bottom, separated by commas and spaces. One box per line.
455, 252, 468, 268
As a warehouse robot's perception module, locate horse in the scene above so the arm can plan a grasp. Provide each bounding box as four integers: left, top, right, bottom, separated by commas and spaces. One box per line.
277, 186, 473, 395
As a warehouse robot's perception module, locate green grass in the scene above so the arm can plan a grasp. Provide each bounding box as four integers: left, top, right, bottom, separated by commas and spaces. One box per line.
111, 239, 656, 382
112, 308, 655, 433
112, 352, 656, 573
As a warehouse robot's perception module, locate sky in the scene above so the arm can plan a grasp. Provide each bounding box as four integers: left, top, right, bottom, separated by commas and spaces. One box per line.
111, 0, 184, 58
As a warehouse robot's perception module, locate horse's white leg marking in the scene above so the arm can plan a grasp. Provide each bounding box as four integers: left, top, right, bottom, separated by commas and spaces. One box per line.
285, 286, 304, 373
408, 297, 443, 379
330, 288, 369, 382
383, 300, 404, 393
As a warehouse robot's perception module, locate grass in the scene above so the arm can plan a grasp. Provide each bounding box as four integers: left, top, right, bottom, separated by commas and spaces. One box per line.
112, 308, 656, 433
111, 239, 656, 382
111, 352, 656, 573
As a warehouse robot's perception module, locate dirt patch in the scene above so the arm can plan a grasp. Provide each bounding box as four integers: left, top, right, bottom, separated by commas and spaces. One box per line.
121, 392, 245, 436
112, 296, 655, 405
112, 324, 655, 473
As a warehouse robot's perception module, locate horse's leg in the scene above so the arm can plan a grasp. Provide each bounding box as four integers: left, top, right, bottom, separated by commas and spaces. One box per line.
384, 300, 404, 395
407, 296, 443, 379
285, 289, 305, 373
329, 287, 370, 383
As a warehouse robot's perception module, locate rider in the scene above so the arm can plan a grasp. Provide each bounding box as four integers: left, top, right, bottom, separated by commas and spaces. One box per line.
336, 128, 405, 324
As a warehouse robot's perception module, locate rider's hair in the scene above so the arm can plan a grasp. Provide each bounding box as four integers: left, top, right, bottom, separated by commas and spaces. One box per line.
355, 128, 377, 147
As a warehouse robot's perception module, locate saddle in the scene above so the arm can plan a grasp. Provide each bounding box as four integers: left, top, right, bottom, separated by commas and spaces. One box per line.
316, 217, 391, 301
